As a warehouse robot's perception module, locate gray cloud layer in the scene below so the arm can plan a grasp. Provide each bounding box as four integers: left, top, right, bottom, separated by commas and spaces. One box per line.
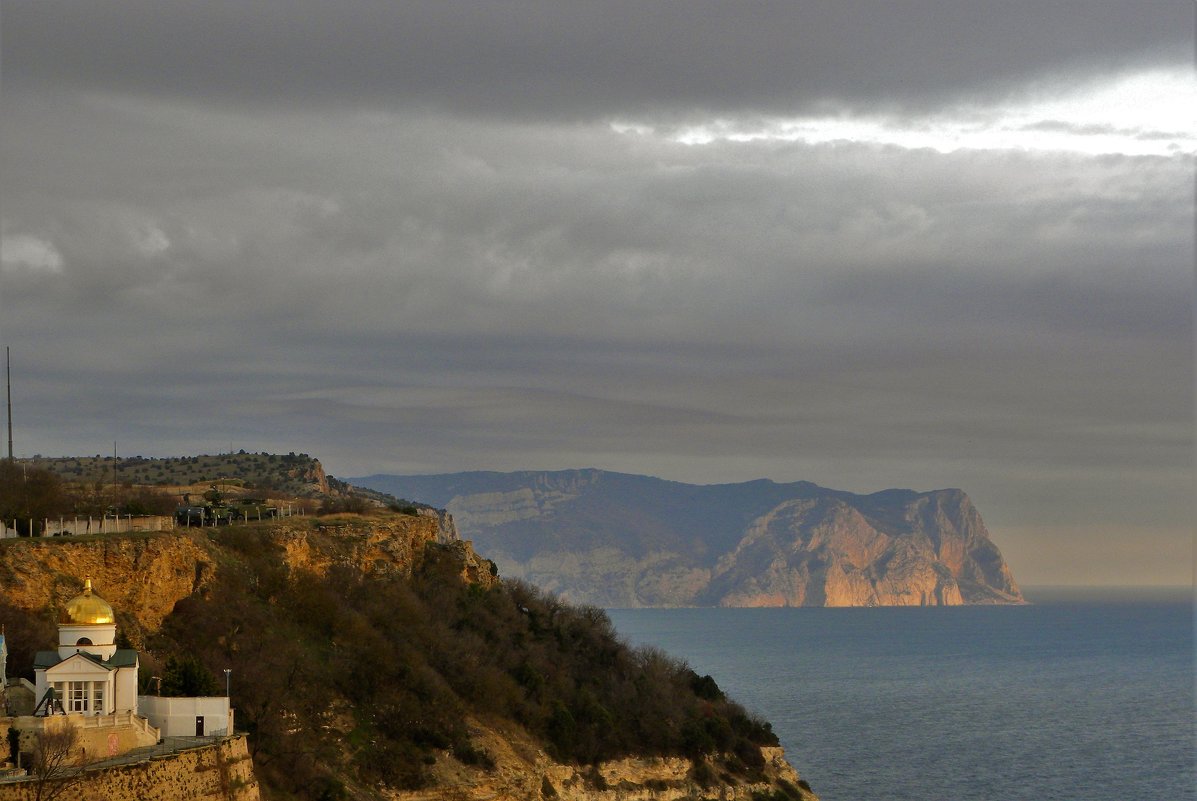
3, 1, 1190, 117
1, 2, 1192, 583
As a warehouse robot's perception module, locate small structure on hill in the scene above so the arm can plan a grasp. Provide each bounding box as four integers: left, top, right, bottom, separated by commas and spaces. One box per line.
6, 578, 159, 762
0, 576, 237, 783
33, 578, 139, 716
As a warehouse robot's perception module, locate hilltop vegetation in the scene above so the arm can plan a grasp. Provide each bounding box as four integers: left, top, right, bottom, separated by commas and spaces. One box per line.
2, 454, 431, 535
27, 452, 329, 495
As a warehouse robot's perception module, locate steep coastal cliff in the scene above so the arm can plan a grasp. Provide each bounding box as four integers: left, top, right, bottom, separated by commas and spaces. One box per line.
705, 490, 1021, 607
0, 512, 467, 642
355, 470, 1024, 607
0, 513, 818, 801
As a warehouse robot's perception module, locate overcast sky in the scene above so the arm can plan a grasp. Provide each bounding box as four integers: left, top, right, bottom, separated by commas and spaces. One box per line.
1, 1, 1192, 585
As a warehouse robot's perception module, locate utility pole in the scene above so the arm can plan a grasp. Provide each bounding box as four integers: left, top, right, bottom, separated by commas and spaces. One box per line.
6, 347, 13, 461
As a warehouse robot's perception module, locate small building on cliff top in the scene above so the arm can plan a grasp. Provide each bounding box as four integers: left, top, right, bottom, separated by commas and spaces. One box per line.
6, 578, 159, 762
33, 578, 139, 716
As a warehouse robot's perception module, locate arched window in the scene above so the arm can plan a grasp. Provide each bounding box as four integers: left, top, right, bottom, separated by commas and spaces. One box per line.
76, 637, 93, 646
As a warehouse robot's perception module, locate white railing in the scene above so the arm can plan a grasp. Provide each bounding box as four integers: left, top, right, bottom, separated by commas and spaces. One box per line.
2, 515, 175, 538
78, 710, 160, 741
2, 504, 302, 539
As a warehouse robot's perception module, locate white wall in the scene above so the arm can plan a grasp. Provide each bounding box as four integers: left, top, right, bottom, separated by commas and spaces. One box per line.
115, 666, 139, 713
57, 623, 117, 659
138, 695, 233, 737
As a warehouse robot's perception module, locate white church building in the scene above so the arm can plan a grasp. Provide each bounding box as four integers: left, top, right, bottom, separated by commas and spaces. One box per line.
33, 578, 139, 715
10, 576, 232, 760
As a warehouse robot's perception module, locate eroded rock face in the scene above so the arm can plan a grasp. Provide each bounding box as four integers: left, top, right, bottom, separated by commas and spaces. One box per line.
693, 489, 1020, 607
389, 717, 819, 801
357, 471, 1024, 607
0, 533, 214, 635
706, 497, 971, 607
0, 513, 486, 641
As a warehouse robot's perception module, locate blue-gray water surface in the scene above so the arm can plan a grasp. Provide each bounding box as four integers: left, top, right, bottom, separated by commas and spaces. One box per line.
607, 589, 1193, 801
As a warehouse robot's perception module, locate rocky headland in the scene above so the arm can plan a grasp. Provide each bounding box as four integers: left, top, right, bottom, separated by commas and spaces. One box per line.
354, 469, 1024, 607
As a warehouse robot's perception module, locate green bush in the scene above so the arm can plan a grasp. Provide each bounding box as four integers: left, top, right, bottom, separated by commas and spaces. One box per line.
159, 654, 219, 697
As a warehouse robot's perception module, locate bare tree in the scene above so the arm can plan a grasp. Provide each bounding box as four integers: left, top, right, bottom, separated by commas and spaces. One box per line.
0, 462, 66, 536
29, 725, 86, 801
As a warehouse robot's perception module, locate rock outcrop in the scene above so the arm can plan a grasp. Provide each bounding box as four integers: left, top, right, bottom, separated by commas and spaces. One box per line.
0, 532, 214, 634
0, 512, 469, 642
354, 470, 1024, 607
705, 493, 987, 607
401, 718, 814, 801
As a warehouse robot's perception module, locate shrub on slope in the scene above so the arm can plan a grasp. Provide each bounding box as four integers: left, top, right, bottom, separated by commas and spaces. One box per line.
151, 526, 777, 798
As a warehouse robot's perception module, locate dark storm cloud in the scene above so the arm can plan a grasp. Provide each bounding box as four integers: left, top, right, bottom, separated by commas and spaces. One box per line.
2, 0, 1190, 118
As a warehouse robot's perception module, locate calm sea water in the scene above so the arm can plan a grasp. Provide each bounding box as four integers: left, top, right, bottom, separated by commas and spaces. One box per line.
608, 589, 1194, 801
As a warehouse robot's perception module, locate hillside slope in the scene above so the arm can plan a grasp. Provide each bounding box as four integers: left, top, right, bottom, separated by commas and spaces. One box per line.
353, 469, 1023, 607
0, 514, 818, 801
29, 452, 332, 496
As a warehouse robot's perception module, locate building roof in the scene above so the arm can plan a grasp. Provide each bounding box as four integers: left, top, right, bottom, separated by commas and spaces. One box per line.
35, 648, 139, 671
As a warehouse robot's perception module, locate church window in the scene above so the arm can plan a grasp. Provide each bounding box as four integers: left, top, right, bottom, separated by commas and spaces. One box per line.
92, 683, 105, 714
76, 637, 93, 646
69, 683, 88, 712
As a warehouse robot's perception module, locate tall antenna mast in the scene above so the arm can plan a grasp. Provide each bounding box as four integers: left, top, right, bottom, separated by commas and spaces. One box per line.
6, 347, 13, 461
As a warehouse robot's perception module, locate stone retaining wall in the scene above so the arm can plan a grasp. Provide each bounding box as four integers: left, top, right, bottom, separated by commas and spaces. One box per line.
0, 735, 259, 801
8, 712, 160, 762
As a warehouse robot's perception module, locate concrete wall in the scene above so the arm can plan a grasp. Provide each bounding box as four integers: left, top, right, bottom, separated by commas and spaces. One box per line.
139, 696, 233, 737
0, 735, 259, 801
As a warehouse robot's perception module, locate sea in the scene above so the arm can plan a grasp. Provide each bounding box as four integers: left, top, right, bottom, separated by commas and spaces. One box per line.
607, 587, 1194, 801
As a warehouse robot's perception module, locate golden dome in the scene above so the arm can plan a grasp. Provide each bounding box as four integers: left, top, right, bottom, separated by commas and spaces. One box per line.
63, 578, 115, 625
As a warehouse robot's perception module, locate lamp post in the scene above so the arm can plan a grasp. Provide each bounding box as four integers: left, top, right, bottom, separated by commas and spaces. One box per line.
151, 675, 162, 696
224, 669, 233, 734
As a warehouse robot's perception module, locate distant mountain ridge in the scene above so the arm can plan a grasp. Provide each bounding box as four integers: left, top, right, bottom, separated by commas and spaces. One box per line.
351, 469, 1024, 607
